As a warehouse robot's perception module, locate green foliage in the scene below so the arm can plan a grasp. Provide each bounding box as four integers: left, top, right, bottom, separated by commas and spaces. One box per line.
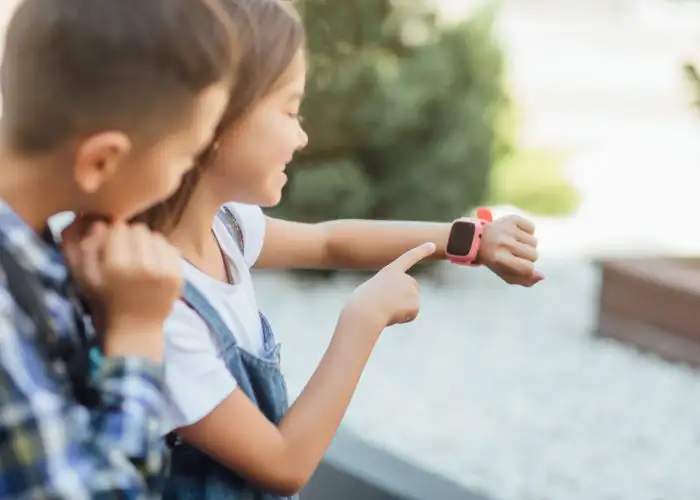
485, 104, 580, 216
272, 0, 511, 223
488, 147, 580, 216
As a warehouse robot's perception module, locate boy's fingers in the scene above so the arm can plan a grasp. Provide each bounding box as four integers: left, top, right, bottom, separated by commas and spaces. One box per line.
60, 219, 82, 245
80, 245, 103, 290
62, 217, 107, 246
103, 224, 131, 269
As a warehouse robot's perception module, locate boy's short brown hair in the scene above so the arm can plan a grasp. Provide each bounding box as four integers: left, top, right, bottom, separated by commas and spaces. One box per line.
1, 0, 236, 155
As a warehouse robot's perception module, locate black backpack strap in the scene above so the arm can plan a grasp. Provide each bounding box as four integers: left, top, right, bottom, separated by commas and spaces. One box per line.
0, 241, 99, 407
217, 205, 244, 255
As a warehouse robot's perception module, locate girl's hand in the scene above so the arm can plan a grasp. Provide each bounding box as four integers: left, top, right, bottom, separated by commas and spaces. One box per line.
343, 242, 436, 330
477, 215, 544, 287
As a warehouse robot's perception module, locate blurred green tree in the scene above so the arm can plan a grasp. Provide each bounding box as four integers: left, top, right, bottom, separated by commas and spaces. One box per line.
271, 0, 512, 223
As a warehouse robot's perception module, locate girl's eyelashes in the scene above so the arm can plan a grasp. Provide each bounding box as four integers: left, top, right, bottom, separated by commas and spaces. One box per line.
288, 112, 304, 122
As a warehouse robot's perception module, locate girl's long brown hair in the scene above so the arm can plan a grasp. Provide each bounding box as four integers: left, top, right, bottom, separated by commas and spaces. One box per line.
134, 0, 304, 232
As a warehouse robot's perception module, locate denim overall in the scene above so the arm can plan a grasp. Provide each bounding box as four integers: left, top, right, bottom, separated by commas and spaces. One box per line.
163, 281, 293, 499
164, 206, 293, 499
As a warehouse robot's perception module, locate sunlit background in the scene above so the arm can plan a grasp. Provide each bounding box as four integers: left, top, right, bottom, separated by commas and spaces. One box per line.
3, 1, 700, 499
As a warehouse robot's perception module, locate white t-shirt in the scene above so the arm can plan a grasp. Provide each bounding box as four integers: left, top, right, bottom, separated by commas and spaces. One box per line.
162, 202, 267, 434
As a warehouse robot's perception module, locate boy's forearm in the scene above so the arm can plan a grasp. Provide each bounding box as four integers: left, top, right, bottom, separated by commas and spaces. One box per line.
322, 219, 450, 269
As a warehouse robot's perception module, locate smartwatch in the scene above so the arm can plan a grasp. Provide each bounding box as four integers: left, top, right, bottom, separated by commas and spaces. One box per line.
445, 208, 492, 266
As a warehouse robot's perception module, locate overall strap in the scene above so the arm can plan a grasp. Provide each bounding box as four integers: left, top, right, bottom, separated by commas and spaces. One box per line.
217, 205, 244, 254
180, 205, 244, 348
181, 281, 239, 352
167, 281, 242, 449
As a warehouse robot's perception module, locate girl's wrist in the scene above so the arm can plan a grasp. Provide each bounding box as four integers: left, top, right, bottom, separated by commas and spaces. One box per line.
337, 303, 385, 342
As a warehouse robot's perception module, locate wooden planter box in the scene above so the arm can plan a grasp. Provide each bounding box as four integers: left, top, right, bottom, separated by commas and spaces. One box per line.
597, 258, 700, 368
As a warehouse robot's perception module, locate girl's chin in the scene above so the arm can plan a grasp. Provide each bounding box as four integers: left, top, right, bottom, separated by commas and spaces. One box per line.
257, 187, 285, 208
263, 192, 284, 208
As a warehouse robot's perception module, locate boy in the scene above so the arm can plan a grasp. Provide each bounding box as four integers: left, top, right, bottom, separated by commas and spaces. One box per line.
0, 0, 234, 497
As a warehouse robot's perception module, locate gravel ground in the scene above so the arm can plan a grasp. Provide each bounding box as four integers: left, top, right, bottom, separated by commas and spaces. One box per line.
256, 260, 700, 500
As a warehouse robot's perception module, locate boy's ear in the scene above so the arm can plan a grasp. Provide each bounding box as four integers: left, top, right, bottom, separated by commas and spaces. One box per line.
73, 131, 132, 193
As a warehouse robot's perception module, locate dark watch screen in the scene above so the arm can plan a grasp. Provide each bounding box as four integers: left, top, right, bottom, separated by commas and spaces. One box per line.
446, 221, 476, 256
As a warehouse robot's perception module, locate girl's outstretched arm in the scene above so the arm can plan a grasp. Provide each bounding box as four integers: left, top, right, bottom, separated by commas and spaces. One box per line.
255, 216, 543, 286
255, 216, 449, 270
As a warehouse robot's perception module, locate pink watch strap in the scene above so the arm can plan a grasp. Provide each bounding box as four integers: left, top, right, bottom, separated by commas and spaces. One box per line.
448, 207, 492, 266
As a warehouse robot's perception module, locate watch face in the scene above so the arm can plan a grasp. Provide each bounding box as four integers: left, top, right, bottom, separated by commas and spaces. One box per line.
446, 221, 476, 256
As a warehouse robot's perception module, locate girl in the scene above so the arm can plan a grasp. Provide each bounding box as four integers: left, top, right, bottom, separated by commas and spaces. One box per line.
136, 0, 543, 498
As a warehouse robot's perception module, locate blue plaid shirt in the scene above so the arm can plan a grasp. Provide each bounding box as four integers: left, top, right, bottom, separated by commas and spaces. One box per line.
0, 199, 167, 498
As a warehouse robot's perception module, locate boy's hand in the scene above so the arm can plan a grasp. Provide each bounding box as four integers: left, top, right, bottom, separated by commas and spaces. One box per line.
62, 219, 183, 359
477, 215, 544, 287
344, 242, 436, 330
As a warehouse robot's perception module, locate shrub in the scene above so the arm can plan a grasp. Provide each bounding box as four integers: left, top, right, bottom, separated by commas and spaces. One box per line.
272, 0, 511, 224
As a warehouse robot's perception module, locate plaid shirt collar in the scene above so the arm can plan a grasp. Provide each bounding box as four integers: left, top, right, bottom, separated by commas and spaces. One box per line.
0, 197, 68, 289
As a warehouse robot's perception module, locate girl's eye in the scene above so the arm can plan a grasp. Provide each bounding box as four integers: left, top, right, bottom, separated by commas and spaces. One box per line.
289, 112, 304, 123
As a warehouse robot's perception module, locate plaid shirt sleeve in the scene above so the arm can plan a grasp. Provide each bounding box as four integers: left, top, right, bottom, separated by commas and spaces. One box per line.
0, 287, 167, 499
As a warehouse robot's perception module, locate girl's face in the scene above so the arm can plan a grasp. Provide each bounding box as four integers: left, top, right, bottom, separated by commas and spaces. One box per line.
206, 49, 308, 207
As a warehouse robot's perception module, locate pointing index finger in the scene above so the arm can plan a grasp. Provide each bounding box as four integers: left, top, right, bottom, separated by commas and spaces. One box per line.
389, 242, 436, 272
